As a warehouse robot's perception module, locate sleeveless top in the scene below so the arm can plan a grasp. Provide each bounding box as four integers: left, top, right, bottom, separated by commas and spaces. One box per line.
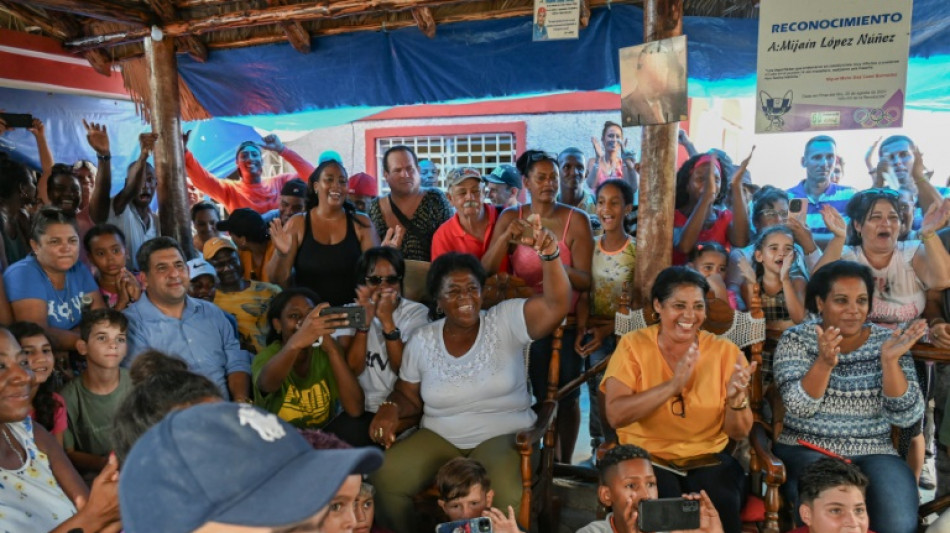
0, 417, 77, 531
759, 281, 792, 323
595, 160, 624, 186
510, 206, 578, 309
294, 210, 362, 306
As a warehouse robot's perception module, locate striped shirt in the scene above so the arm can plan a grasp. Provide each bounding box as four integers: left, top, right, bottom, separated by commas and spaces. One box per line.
773, 322, 923, 457
786, 182, 855, 234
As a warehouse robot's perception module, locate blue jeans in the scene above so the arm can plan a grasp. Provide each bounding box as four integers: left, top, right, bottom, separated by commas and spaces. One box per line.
773, 443, 918, 533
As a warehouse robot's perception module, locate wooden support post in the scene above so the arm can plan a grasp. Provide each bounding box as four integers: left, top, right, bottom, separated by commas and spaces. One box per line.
634, 0, 682, 306
144, 35, 195, 259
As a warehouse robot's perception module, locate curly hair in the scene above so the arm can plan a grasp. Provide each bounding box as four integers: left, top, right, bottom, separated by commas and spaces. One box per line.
597, 444, 652, 485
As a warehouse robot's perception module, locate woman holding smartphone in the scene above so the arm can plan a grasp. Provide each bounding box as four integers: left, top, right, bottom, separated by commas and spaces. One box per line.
253, 287, 365, 435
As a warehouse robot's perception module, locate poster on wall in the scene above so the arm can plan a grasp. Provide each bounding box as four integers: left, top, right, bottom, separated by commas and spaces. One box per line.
755, 0, 912, 134
532, 0, 581, 41
619, 35, 688, 126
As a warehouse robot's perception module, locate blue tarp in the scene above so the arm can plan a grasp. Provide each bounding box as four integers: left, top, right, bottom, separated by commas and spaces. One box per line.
0, 87, 144, 195
180, 2, 950, 119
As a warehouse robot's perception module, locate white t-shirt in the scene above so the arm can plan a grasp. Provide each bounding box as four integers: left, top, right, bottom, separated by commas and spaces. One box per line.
401, 299, 536, 449
841, 241, 925, 324
106, 203, 159, 270
356, 298, 430, 412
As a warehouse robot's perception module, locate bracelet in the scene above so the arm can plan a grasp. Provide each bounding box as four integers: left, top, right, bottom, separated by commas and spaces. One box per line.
922, 232, 937, 242
729, 396, 749, 410
97, 153, 111, 160
539, 247, 560, 262
379, 400, 399, 411
311, 335, 323, 348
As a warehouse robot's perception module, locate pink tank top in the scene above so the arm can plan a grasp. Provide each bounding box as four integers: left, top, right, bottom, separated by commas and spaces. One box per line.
510, 206, 578, 309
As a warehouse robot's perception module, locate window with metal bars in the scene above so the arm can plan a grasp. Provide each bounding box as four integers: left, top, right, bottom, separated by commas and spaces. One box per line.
376, 132, 517, 190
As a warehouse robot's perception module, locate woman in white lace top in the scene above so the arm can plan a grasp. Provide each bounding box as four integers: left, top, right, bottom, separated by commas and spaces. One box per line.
368, 221, 570, 533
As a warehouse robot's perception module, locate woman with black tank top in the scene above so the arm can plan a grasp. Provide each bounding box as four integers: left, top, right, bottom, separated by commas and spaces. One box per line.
267, 160, 379, 305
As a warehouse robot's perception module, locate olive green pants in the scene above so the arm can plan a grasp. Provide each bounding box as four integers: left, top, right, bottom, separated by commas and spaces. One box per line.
370, 428, 528, 533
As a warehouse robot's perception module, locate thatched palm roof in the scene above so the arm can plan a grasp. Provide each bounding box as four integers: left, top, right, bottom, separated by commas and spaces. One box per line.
0, 0, 758, 120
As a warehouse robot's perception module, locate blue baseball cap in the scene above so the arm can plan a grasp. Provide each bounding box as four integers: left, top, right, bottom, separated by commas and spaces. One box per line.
119, 403, 384, 532
485, 164, 522, 189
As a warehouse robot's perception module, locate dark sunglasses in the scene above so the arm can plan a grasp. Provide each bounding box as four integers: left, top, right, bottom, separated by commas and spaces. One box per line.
863, 187, 899, 198
365, 275, 402, 286
527, 151, 557, 163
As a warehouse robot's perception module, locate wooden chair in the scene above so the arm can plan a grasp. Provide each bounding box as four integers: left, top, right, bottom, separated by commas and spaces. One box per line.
411, 273, 559, 531
758, 339, 950, 532
554, 285, 786, 533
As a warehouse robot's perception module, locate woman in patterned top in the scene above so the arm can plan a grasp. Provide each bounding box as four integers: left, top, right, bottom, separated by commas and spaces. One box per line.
811, 189, 950, 487
0, 325, 120, 532
773, 260, 925, 533
575, 179, 636, 451
368, 239, 570, 532
368, 145, 453, 262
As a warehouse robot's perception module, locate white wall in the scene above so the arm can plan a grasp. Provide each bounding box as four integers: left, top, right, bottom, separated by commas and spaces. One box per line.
284, 110, 641, 178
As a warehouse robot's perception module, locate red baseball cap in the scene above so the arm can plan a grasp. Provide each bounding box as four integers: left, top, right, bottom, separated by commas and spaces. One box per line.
348, 172, 378, 197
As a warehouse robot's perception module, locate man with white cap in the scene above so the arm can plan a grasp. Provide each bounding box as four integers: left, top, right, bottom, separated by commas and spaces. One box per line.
119, 402, 384, 533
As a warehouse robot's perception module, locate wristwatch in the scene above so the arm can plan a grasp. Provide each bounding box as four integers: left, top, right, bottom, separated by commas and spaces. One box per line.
383, 327, 402, 341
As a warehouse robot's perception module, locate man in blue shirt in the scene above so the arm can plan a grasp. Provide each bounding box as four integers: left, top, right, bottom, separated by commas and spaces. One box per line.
877, 134, 949, 231
124, 236, 251, 401
786, 135, 855, 242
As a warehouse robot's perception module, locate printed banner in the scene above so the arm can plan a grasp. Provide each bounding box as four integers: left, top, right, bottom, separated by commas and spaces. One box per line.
532, 0, 581, 41
755, 0, 912, 134
619, 35, 688, 126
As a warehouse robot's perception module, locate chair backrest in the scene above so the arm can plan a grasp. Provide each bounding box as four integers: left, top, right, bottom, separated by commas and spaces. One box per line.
481, 272, 535, 310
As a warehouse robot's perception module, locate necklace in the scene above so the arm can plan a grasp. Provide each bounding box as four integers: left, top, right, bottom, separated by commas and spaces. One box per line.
2, 424, 25, 467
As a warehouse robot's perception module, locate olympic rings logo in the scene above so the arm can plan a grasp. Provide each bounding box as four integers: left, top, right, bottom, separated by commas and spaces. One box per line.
853, 107, 900, 128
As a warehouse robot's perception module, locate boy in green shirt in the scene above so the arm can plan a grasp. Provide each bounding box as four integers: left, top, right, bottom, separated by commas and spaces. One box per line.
62, 308, 132, 479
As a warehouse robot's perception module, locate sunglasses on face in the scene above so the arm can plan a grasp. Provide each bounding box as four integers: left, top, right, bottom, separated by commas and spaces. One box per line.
527, 151, 557, 163
365, 275, 402, 286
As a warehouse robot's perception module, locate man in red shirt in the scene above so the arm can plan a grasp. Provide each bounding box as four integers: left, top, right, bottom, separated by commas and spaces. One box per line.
184, 134, 314, 214
430, 167, 508, 272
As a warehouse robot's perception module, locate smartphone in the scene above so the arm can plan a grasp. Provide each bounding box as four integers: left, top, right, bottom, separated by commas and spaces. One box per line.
318, 306, 367, 330
789, 197, 809, 216
435, 517, 492, 533
0, 113, 33, 128
637, 498, 701, 532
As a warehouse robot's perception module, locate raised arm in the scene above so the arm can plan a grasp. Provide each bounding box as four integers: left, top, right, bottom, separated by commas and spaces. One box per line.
584, 137, 605, 190
913, 148, 944, 216
83, 121, 113, 224
810, 205, 848, 274
678, 128, 699, 157
31, 118, 54, 206
522, 221, 571, 340
674, 159, 717, 255
261, 134, 315, 181
183, 130, 232, 206
726, 148, 754, 248
913, 199, 950, 290
265, 215, 303, 288
113, 133, 158, 215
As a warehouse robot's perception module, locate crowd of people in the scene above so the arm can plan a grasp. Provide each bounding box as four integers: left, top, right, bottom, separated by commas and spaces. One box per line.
1, 112, 949, 533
